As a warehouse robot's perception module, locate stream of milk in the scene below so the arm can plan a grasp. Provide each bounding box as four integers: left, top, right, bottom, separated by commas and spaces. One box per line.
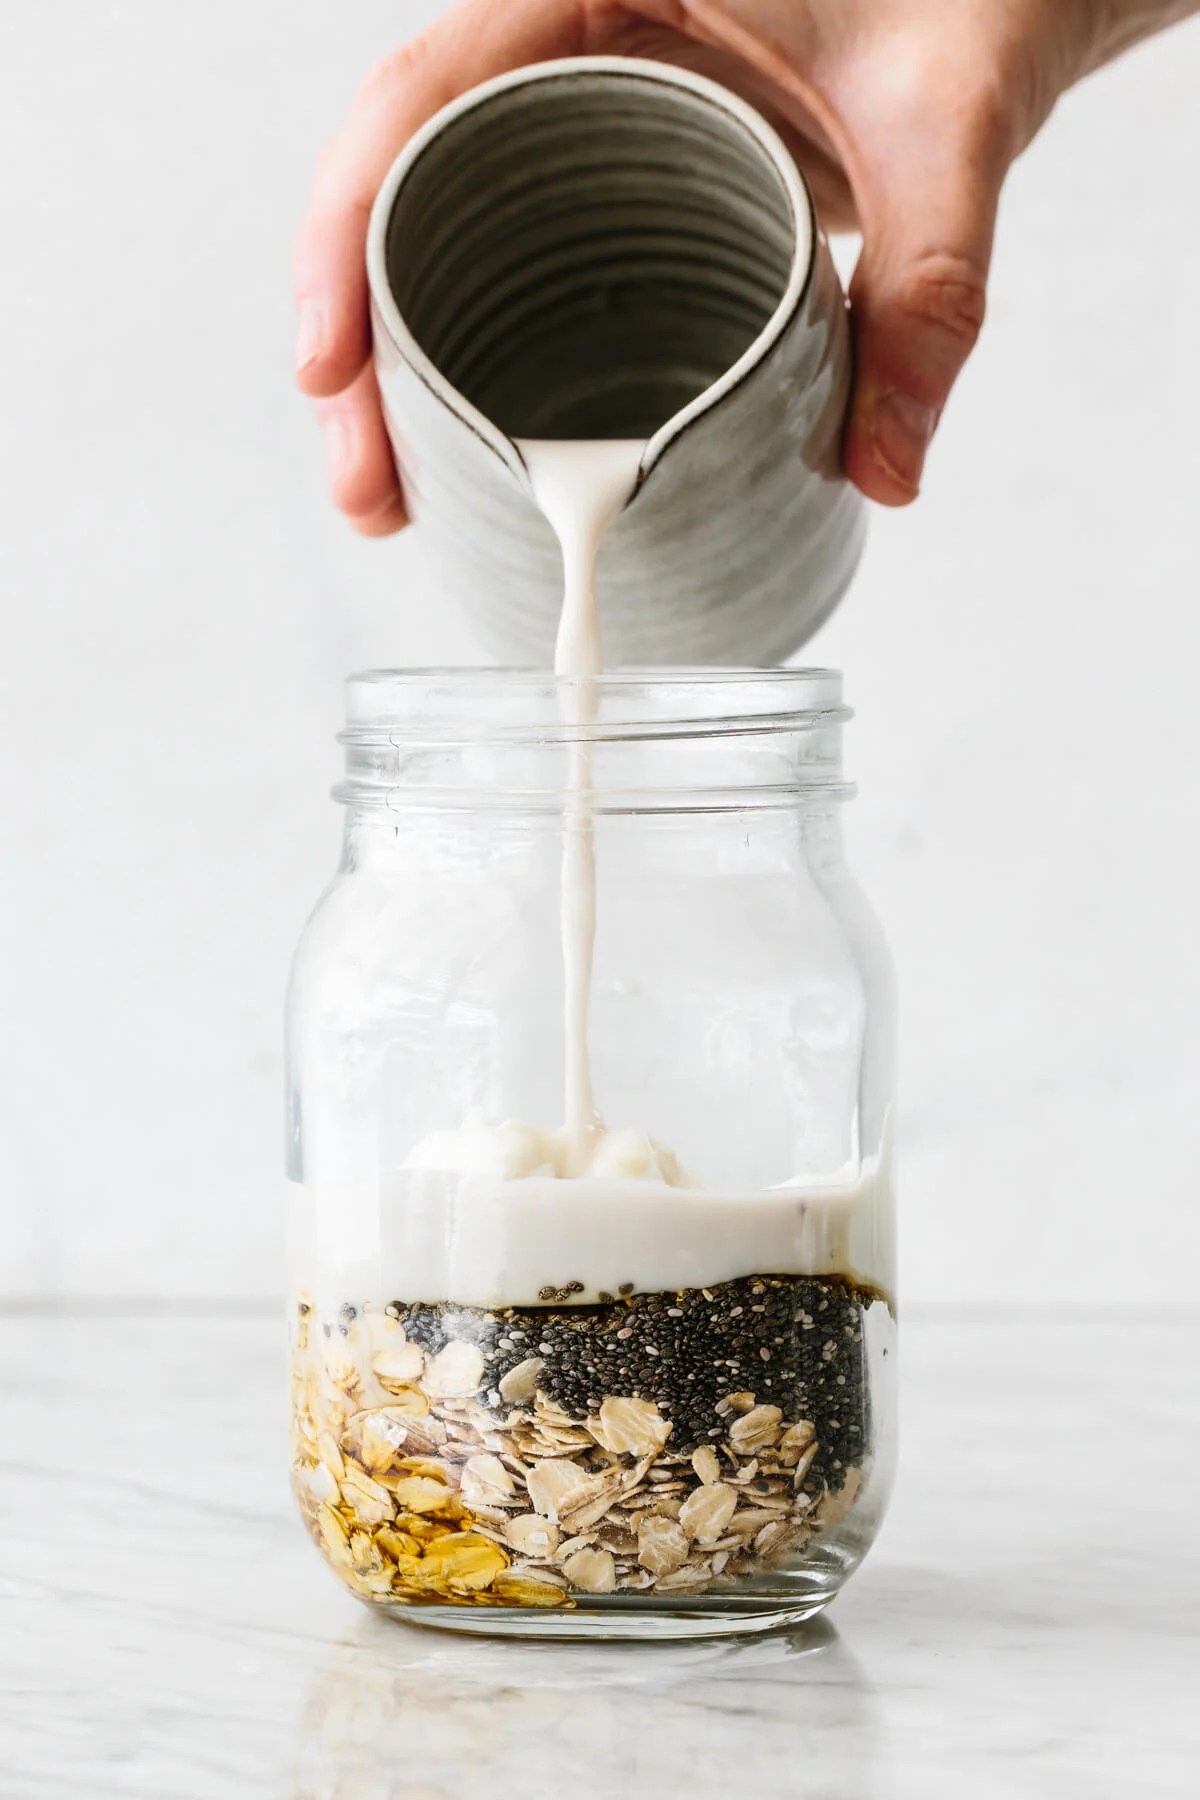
516, 438, 645, 1168
291, 438, 892, 1305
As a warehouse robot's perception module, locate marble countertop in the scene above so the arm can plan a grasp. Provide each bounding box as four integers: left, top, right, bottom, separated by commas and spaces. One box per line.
2, 1309, 1195, 1798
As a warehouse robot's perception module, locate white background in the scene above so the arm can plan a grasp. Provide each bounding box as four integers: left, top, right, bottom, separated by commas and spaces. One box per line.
2, 3, 1197, 1306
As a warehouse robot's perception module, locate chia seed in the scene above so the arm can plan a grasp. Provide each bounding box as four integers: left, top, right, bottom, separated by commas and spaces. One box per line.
387, 1271, 886, 1489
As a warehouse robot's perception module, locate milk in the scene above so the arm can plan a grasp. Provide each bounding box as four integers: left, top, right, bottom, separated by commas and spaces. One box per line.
516, 439, 644, 1165
290, 1150, 893, 1312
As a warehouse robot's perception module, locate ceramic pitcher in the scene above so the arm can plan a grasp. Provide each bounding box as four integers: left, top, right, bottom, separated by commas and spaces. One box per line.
366, 56, 865, 667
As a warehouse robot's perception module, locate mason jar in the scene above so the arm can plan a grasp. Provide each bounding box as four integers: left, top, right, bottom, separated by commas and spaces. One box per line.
287, 669, 895, 1639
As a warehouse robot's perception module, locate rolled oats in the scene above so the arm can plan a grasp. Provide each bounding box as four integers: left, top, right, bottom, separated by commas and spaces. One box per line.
420, 1532, 509, 1591
290, 1290, 874, 1612
340, 1466, 395, 1526
691, 1445, 721, 1486
654, 1560, 713, 1593
355, 1412, 410, 1475
504, 1512, 560, 1557
562, 1547, 617, 1593
518, 1459, 573, 1519
371, 1343, 426, 1389
497, 1357, 544, 1404
492, 1573, 571, 1607
792, 1444, 819, 1489
586, 1396, 672, 1457
389, 1475, 454, 1515
459, 1454, 516, 1509
637, 1516, 690, 1576
729, 1405, 783, 1453
678, 1481, 738, 1544
422, 1342, 486, 1398
558, 1472, 625, 1533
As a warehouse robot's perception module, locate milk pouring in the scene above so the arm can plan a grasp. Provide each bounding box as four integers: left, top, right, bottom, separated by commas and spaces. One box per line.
286, 445, 896, 1624
367, 56, 865, 668
521, 439, 643, 1159
286, 57, 895, 1634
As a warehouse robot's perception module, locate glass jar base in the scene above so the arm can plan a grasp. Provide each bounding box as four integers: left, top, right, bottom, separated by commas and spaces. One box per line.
374, 1588, 840, 1643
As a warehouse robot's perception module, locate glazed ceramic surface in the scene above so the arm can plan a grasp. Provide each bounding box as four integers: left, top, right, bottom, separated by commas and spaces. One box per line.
367, 57, 865, 666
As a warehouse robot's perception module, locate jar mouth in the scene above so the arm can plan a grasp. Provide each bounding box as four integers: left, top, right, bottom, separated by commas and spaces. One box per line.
342, 667, 850, 746
337, 669, 852, 814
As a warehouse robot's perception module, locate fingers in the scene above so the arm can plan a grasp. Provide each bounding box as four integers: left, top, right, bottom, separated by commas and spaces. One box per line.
844, 96, 1010, 505
846, 248, 990, 506
292, 45, 442, 404
293, 0, 590, 407
314, 362, 407, 536
293, 200, 373, 400
292, 57, 439, 405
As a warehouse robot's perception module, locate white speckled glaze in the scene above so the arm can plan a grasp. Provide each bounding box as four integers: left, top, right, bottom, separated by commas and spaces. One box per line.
366, 57, 865, 667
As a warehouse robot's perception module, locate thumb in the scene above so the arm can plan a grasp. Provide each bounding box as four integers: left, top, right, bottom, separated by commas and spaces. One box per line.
844, 129, 1006, 505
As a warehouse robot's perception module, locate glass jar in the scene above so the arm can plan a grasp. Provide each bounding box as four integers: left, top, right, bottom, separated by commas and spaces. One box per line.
287, 670, 895, 1639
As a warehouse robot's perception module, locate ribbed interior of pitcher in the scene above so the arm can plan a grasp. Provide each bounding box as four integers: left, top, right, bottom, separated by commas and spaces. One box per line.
384, 70, 797, 438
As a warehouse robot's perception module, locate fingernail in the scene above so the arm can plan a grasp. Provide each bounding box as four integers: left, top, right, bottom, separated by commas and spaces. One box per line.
323, 411, 353, 486
295, 300, 327, 374
871, 392, 939, 493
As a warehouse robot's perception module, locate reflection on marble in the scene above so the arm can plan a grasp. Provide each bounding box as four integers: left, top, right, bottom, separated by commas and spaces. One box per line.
292, 1618, 877, 1799
1, 1315, 1197, 1798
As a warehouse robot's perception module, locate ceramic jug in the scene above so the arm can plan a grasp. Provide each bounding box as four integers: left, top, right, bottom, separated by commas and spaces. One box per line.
366, 57, 865, 666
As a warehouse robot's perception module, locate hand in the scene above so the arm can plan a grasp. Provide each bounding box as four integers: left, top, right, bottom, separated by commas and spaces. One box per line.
293, 0, 1194, 532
